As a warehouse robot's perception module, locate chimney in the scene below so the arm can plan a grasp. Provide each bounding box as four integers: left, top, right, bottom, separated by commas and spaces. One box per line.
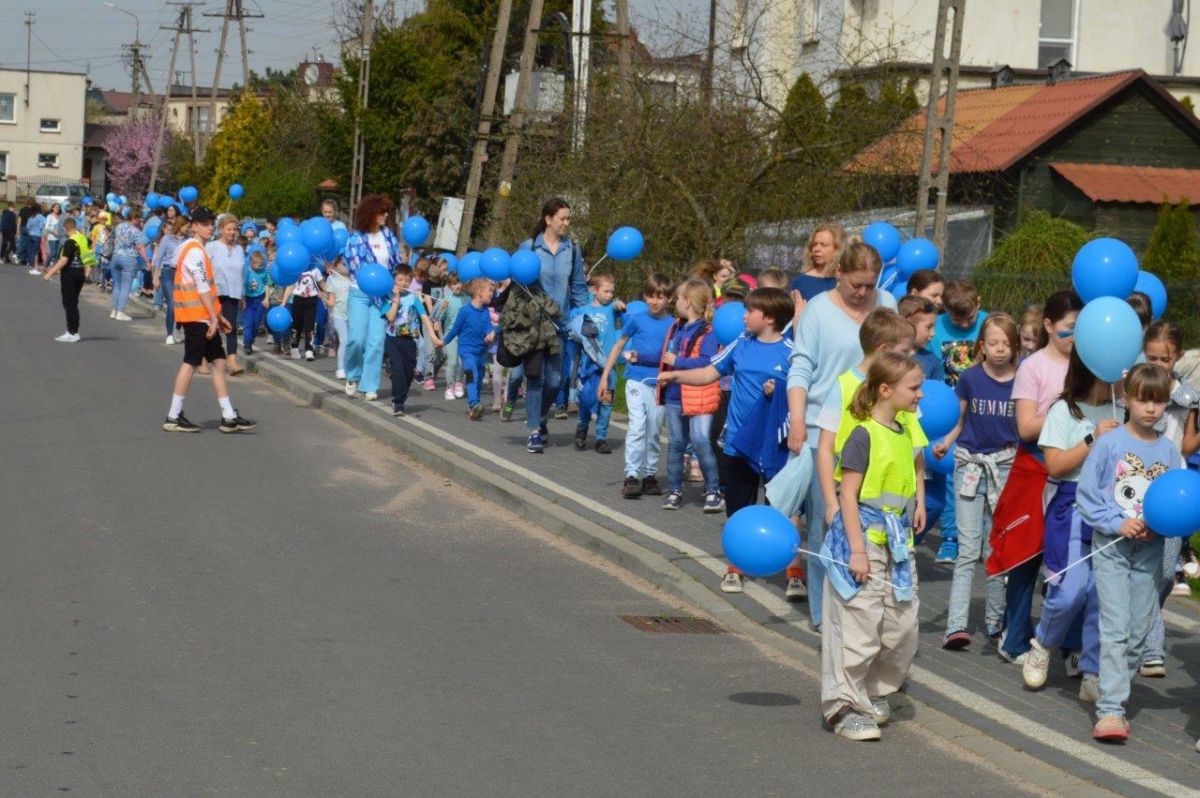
990, 65, 1014, 89
1046, 58, 1072, 85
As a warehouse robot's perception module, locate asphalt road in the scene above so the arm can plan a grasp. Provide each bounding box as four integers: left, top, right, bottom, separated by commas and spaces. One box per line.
0, 268, 1039, 796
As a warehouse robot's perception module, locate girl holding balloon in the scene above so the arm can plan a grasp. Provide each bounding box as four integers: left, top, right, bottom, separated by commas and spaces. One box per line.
1077, 364, 1183, 742
820, 351, 924, 741
342, 194, 404, 402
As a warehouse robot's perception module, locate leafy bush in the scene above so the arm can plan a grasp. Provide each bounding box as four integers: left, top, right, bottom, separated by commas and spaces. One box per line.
1141, 200, 1200, 345
972, 210, 1094, 315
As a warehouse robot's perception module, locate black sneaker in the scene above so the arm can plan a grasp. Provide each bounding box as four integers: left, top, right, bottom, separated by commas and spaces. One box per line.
574, 428, 588, 450
527, 432, 545, 453
162, 414, 201, 433
219, 413, 257, 433
595, 439, 612, 454
393, 407, 405, 417
242, 345, 253, 356
622, 476, 643, 498
538, 421, 548, 438
641, 475, 663, 496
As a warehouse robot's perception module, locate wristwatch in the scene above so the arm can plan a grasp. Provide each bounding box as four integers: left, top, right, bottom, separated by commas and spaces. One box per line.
1083, 432, 1095, 446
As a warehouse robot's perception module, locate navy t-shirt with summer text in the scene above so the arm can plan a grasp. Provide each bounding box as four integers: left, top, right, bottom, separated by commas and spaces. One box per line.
954, 363, 1017, 453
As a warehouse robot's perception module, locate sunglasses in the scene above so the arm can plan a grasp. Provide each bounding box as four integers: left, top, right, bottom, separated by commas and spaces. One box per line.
904, 299, 937, 316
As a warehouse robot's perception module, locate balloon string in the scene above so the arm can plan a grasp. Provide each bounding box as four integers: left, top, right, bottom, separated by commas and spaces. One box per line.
1111, 384, 1119, 422
1044, 537, 1121, 584
586, 253, 609, 279
794, 547, 902, 590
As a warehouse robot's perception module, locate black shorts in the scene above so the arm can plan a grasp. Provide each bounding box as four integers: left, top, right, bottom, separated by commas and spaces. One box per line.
181, 321, 227, 366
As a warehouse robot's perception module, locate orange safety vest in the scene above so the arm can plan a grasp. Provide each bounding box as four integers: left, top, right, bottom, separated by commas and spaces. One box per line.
173, 239, 219, 324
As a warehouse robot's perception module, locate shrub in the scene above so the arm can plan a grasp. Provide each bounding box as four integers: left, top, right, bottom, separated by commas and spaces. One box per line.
972, 210, 1094, 315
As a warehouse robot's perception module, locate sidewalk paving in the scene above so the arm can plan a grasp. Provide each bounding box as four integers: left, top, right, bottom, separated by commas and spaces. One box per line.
110, 287, 1200, 797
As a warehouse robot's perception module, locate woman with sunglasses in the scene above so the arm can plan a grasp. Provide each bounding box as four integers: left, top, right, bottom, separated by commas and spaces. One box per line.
988, 290, 1085, 665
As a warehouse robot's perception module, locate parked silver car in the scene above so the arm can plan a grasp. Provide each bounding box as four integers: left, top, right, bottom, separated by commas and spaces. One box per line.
33, 183, 91, 210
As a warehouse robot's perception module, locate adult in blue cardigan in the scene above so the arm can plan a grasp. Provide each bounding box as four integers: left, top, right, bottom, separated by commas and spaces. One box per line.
342, 194, 403, 401
515, 198, 591, 453
784, 241, 898, 631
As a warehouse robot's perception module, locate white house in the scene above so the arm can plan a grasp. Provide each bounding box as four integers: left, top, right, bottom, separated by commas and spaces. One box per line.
0, 68, 87, 187
722, 0, 1200, 109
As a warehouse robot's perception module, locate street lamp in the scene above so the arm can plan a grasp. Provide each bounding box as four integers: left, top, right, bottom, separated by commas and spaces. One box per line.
104, 1, 140, 44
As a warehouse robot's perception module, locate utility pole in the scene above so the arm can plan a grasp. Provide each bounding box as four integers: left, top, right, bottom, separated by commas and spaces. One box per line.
348, 0, 375, 210
203, 0, 262, 158
570, 0, 593, 150
456, 0, 514, 254
150, 4, 207, 192
127, 41, 143, 118
486, 0, 545, 246
188, 14, 201, 164
702, 0, 716, 107
615, 0, 631, 87
24, 12, 34, 107
914, 0, 964, 252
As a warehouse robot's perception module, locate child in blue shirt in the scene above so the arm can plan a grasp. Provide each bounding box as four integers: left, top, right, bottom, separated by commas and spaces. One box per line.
382, 265, 441, 416
571, 273, 619, 453
898, 295, 943, 382
659, 287, 794, 594
241, 248, 269, 353
599, 274, 675, 498
1077, 364, 1182, 743
440, 277, 497, 419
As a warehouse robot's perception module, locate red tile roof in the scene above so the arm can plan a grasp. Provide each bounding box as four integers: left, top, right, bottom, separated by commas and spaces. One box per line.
845, 71, 1148, 175
1050, 162, 1200, 204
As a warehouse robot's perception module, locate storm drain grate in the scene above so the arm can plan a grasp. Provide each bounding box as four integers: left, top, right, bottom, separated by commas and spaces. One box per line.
620, 615, 724, 634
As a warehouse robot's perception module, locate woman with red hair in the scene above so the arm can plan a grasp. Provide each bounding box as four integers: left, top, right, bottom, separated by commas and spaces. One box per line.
341, 194, 403, 401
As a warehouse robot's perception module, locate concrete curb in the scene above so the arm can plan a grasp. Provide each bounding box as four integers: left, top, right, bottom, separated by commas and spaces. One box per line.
241, 351, 1122, 798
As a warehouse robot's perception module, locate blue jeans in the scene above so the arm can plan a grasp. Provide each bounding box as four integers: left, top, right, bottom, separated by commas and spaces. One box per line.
242, 297, 266, 348
945, 460, 1010, 636
461, 349, 486, 406
665, 404, 719, 493
1001, 557, 1041, 658
160, 267, 177, 335
1034, 508, 1099, 676
110, 253, 138, 312
506, 364, 524, 404
22, 234, 39, 267
624, 380, 663, 479
577, 367, 614, 440
525, 341, 564, 432
345, 286, 387, 394
48, 238, 61, 265
1093, 531, 1163, 718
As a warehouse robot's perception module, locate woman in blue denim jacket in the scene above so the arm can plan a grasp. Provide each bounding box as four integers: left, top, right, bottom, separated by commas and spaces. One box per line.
341, 194, 403, 402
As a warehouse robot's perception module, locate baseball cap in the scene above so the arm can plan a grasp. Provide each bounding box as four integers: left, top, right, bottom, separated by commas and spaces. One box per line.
191, 205, 216, 224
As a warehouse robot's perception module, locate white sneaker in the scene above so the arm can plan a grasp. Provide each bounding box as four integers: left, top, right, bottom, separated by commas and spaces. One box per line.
444, 387, 456, 401
291, 347, 301, 360
164, 334, 175, 345
29, 268, 39, 275
364, 391, 378, 402
110, 310, 117, 319
344, 381, 358, 397
54, 332, 77, 342
1172, 580, 1191, 597
1023, 639, 1051, 689
305, 350, 314, 361
785, 576, 808, 600
1078, 674, 1100, 703
335, 369, 346, 380
720, 572, 744, 593
114, 311, 133, 321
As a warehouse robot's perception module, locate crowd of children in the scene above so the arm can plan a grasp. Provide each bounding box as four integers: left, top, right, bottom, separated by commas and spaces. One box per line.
31, 197, 1200, 751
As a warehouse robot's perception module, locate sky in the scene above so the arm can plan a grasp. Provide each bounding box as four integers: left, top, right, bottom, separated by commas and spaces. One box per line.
0, 0, 709, 94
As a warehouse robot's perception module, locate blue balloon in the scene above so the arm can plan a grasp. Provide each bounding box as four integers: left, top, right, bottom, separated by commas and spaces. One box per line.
1144, 469, 1200, 538
925, 442, 956, 476
277, 217, 298, 228
121, 206, 131, 218
606, 226, 644, 261
107, 201, 120, 213
275, 225, 302, 246
480, 247, 511, 281
721, 505, 800, 578
890, 279, 909, 300
713, 301, 746, 345
402, 216, 430, 248
458, 251, 483, 282
878, 265, 900, 291
300, 217, 334, 256
144, 218, 162, 242
158, 194, 175, 210
81, 196, 93, 206
228, 183, 244, 200
105, 192, 116, 202
357, 262, 392, 297
333, 227, 350, 256
276, 241, 311, 279
1074, 296, 1144, 382
510, 249, 540, 285
145, 192, 160, 208
266, 306, 293, 333
118, 195, 128, 206
862, 221, 902, 263
917, 380, 959, 440
1072, 238, 1138, 302
323, 235, 341, 261
896, 237, 939, 278
437, 252, 458, 273
178, 186, 198, 203
268, 261, 288, 286
1134, 271, 1168, 320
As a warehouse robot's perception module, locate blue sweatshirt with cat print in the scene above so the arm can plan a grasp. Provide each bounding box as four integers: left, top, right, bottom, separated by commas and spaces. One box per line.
1077, 425, 1181, 537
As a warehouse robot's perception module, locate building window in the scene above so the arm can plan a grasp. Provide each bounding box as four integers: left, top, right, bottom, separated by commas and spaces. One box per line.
0, 152, 8, 178
1038, 0, 1075, 67
803, 0, 823, 43
40, 118, 61, 133
0, 93, 14, 123
38, 153, 59, 169
188, 105, 211, 133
